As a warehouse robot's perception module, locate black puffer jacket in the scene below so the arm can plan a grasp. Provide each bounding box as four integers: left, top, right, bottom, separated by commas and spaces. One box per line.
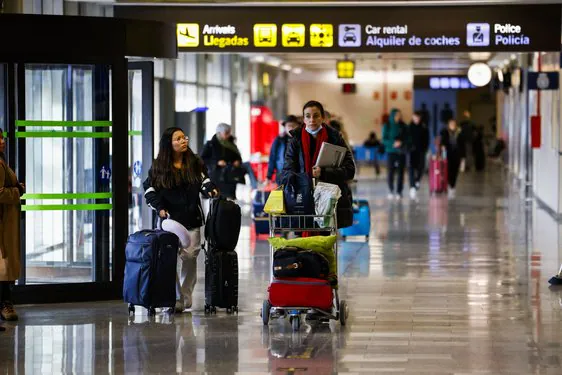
281, 125, 356, 229
143, 157, 216, 230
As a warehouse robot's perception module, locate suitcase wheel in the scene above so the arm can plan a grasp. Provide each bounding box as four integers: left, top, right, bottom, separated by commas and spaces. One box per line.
339, 300, 349, 326
205, 305, 217, 315
261, 300, 271, 325
128, 304, 135, 316
227, 306, 238, 314
147, 307, 156, 317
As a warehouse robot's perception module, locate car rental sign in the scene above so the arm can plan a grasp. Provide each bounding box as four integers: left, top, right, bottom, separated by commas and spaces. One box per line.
115, 4, 561, 53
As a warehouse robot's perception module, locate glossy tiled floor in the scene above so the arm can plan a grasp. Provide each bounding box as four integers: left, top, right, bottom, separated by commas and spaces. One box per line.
2, 166, 562, 374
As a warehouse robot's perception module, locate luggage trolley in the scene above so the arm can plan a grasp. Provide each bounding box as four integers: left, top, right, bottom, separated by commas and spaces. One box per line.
261, 212, 349, 332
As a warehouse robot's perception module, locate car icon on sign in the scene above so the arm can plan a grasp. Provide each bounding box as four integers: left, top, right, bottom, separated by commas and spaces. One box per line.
287, 32, 301, 44
343, 32, 356, 43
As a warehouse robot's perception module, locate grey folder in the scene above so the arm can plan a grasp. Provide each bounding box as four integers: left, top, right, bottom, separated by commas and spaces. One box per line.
315, 142, 348, 168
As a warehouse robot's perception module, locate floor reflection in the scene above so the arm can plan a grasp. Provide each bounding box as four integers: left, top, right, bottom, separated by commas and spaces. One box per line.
263, 322, 343, 375
3, 169, 562, 374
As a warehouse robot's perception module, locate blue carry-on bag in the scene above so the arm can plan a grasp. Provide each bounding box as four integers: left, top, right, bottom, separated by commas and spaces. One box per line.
340, 199, 371, 240
124, 230, 179, 316
252, 189, 270, 235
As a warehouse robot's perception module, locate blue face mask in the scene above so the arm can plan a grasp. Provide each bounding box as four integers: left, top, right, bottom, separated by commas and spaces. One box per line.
306, 126, 322, 136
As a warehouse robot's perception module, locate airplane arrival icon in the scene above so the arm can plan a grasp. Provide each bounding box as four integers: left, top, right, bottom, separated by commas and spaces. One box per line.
179, 27, 195, 39
177, 23, 200, 47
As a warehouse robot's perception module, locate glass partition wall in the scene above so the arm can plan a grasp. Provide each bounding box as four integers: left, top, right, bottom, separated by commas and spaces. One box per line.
0, 61, 153, 298
23, 64, 110, 284
0, 62, 127, 302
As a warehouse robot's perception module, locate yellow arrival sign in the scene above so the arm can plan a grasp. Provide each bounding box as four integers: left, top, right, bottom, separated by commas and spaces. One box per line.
310, 24, 333, 47
282, 24, 305, 47
177, 23, 200, 47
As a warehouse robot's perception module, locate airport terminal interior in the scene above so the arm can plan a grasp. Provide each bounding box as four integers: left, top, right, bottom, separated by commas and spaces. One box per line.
2, 0, 562, 374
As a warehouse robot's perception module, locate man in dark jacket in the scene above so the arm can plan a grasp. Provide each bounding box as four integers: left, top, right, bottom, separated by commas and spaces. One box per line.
201, 123, 243, 200
281, 110, 355, 229
267, 115, 300, 185
407, 111, 430, 199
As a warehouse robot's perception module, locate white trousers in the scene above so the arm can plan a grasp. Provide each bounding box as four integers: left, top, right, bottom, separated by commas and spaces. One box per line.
176, 228, 201, 303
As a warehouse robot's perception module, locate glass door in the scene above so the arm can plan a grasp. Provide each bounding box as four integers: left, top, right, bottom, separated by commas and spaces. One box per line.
127, 61, 154, 234
21, 64, 112, 284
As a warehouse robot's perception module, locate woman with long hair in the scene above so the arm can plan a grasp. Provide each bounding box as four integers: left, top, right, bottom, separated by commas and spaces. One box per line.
0, 129, 24, 329
143, 127, 218, 313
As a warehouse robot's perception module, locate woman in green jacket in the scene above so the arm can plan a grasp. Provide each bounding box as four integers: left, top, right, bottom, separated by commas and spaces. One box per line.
382, 108, 408, 200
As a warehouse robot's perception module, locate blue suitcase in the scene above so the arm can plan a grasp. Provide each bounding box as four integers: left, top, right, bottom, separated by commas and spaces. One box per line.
124, 230, 179, 316
340, 199, 371, 240
252, 190, 270, 235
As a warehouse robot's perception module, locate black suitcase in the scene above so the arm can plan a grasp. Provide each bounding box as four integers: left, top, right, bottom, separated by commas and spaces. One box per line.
205, 196, 241, 252
204, 248, 239, 314
123, 230, 179, 316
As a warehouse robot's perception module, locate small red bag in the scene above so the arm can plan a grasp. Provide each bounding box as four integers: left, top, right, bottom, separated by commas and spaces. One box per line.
268, 277, 333, 310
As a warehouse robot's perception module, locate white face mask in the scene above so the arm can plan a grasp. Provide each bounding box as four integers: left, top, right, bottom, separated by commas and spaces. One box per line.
305, 126, 322, 136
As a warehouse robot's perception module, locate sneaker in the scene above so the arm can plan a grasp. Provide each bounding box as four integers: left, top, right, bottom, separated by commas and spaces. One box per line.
415, 182, 421, 189
409, 187, 417, 199
184, 294, 193, 310
395, 194, 402, 201
387, 193, 395, 200
448, 188, 456, 199
1, 302, 18, 321
167, 300, 184, 314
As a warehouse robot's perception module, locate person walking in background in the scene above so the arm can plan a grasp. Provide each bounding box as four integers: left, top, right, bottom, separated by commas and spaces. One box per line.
266, 115, 300, 185
0, 130, 25, 326
460, 110, 476, 171
473, 125, 486, 172
144, 127, 218, 313
363, 131, 382, 176
407, 111, 430, 199
440, 102, 454, 127
383, 109, 408, 200
439, 119, 466, 198
201, 123, 243, 200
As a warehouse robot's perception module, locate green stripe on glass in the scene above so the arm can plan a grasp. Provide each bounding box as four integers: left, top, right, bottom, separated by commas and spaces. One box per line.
22, 204, 112, 212
22, 193, 112, 200
1, 132, 6, 138
16, 120, 112, 127
16, 132, 112, 139
128, 130, 142, 136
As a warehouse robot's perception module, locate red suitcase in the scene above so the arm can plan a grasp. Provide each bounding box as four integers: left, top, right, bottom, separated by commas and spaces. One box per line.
429, 157, 448, 194
268, 277, 333, 310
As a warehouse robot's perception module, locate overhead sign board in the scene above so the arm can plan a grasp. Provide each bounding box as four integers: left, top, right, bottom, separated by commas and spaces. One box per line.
116, 5, 562, 53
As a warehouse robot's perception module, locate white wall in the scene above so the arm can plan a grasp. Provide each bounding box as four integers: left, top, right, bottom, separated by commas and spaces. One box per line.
530, 53, 561, 214
288, 70, 414, 145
